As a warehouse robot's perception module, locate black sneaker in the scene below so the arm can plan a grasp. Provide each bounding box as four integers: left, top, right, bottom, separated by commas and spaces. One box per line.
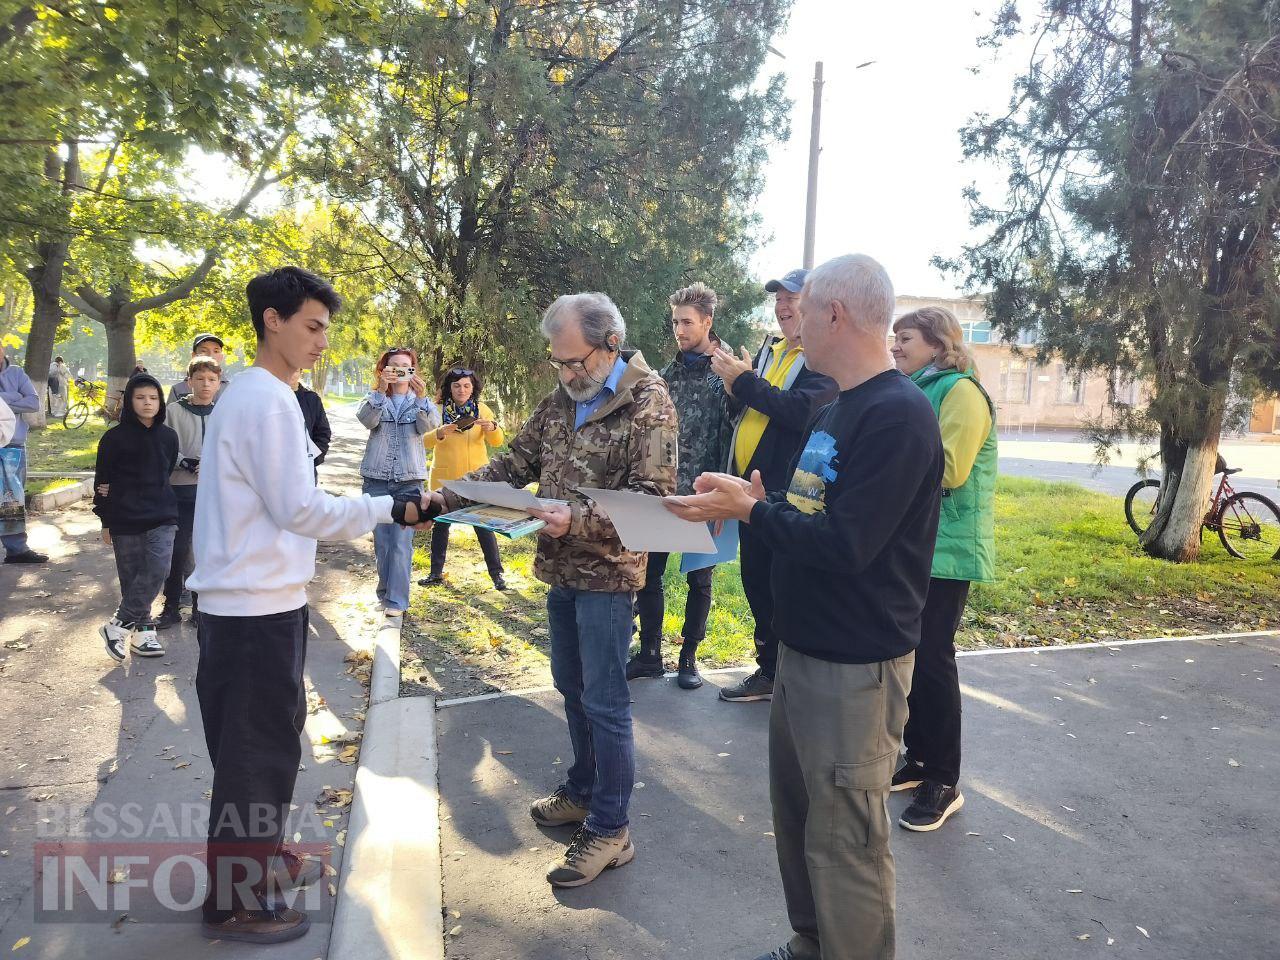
719, 668, 773, 702
891, 757, 925, 793
676, 650, 702, 690
4, 550, 47, 564
899, 780, 964, 832
625, 654, 664, 681
492, 575, 508, 591
155, 606, 183, 630
417, 574, 444, 587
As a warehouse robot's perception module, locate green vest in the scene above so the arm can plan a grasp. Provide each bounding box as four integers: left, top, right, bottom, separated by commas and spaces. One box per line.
911, 367, 997, 583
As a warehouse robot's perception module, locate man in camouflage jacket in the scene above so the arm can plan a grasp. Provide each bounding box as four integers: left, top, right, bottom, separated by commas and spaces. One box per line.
630, 282, 732, 690
436, 292, 676, 888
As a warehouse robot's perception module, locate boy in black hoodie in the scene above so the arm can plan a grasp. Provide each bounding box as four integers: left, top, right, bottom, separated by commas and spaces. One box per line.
93, 373, 180, 660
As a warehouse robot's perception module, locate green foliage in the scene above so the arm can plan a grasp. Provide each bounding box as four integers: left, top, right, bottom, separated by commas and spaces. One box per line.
305, 0, 791, 414
944, 1, 1280, 451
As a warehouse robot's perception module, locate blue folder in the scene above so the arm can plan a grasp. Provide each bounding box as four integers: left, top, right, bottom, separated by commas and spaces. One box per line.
680, 519, 740, 574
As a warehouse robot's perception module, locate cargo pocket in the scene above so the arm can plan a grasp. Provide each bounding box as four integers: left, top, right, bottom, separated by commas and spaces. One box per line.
829, 751, 896, 853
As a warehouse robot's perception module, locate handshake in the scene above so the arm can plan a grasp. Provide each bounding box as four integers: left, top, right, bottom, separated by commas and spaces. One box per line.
390, 489, 448, 528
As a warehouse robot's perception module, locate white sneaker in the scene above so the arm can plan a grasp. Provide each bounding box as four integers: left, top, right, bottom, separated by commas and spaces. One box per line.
100, 618, 131, 662
130, 626, 166, 658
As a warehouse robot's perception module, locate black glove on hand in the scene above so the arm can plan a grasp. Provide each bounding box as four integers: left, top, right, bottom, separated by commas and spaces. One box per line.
391, 495, 441, 527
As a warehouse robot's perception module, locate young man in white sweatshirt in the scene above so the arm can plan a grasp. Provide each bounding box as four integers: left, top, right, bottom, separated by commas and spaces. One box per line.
187, 266, 437, 944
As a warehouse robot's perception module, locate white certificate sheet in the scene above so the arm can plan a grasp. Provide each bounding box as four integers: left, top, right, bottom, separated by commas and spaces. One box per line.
579, 487, 716, 553
443, 479, 566, 512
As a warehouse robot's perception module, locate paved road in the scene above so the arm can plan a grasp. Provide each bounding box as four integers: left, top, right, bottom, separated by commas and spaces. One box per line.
435, 633, 1279, 960
999, 457, 1280, 500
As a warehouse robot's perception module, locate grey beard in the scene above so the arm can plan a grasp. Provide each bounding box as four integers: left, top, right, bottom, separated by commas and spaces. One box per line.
562, 377, 602, 403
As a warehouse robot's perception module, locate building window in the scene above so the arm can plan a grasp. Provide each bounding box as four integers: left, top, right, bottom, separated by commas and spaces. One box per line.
1056, 364, 1085, 404
1000, 357, 1033, 403
1111, 373, 1137, 406
960, 319, 992, 344
1015, 325, 1039, 345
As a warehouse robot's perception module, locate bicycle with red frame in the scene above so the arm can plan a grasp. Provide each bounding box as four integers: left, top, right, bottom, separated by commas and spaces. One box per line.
1125, 456, 1280, 560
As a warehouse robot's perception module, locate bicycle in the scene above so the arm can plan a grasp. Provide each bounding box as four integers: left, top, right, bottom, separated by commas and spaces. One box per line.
1125, 459, 1280, 560
63, 377, 120, 429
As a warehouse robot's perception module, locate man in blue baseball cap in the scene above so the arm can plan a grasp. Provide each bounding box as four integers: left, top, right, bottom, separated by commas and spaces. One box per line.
710, 268, 838, 703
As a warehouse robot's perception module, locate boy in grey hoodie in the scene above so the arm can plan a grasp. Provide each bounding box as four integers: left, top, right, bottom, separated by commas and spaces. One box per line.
157, 357, 219, 627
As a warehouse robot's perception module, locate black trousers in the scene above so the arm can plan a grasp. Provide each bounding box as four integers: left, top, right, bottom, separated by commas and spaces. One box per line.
902, 577, 971, 787
430, 521, 504, 581
196, 605, 309, 920
739, 520, 779, 679
634, 551, 714, 655
163, 497, 196, 609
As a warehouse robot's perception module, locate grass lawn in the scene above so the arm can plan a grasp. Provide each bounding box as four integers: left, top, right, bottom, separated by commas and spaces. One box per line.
29, 477, 84, 495
401, 475, 1280, 693
23, 420, 109, 473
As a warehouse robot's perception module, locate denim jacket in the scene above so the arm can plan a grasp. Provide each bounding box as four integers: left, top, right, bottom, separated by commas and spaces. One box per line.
357, 391, 441, 481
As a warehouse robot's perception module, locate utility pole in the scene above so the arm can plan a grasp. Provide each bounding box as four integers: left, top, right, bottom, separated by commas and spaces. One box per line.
803, 61, 823, 270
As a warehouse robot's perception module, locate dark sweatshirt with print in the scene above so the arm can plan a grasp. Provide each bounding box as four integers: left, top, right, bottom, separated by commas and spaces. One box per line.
92, 374, 180, 535
748, 369, 944, 664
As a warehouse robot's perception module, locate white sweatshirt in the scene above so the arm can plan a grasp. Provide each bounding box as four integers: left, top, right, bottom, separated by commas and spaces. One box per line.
188, 367, 393, 615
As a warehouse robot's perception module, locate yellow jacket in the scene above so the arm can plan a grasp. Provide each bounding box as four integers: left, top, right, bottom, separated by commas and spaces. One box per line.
424, 401, 505, 491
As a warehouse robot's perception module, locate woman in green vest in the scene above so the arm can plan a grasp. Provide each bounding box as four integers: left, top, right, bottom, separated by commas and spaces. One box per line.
889, 306, 997, 833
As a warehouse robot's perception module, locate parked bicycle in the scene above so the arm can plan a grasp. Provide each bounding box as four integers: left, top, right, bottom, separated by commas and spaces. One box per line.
63, 377, 120, 429
1125, 458, 1280, 560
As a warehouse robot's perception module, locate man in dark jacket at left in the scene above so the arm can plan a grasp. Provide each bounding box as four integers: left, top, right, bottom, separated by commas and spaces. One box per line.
628, 281, 732, 690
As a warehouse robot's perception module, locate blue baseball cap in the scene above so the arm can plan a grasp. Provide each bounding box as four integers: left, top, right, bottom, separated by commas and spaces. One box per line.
764, 268, 808, 294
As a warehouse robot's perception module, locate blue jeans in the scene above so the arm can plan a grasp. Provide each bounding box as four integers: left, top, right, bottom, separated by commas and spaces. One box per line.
547, 585, 636, 835
361, 477, 422, 613
2, 443, 27, 556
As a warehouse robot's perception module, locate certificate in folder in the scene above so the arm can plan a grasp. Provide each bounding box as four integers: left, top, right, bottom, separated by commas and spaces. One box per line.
436, 504, 546, 539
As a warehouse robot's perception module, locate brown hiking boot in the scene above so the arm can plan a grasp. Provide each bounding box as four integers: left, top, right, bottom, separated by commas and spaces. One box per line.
201, 906, 311, 944
546, 826, 635, 888
529, 787, 589, 827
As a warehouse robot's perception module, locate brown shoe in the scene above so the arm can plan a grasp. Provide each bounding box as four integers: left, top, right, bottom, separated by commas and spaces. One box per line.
546, 826, 634, 888
201, 906, 311, 944
530, 787, 589, 827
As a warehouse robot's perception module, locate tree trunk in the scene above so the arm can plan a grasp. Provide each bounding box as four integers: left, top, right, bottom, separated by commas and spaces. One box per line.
1140, 402, 1223, 562
312, 354, 330, 395
22, 239, 70, 430
102, 306, 139, 415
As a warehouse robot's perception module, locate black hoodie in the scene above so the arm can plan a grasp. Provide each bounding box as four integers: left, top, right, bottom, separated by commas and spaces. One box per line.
92, 373, 180, 535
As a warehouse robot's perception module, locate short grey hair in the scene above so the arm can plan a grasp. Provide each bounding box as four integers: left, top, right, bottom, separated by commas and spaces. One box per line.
804, 254, 895, 336
540, 292, 627, 349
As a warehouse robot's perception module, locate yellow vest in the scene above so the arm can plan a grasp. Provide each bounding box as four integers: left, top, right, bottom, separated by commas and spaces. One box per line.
733, 341, 804, 473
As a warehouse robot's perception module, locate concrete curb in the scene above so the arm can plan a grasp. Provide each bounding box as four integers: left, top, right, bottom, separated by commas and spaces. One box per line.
329, 695, 443, 960
27, 476, 93, 513
370, 615, 403, 705
331, 612, 445, 960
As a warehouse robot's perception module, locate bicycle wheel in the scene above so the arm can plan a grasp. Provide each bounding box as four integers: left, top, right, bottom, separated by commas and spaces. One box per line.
1217, 493, 1280, 560
1124, 479, 1162, 535
63, 401, 89, 430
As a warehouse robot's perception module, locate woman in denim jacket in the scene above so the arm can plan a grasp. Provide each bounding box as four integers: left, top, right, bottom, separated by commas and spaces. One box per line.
357, 348, 441, 616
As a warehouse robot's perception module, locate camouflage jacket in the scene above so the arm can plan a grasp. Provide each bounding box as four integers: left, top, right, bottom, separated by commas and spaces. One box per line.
440, 351, 677, 593
659, 347, 732, 496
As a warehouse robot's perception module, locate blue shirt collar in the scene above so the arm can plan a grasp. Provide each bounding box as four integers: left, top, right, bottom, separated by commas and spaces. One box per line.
601, 354, 627, 394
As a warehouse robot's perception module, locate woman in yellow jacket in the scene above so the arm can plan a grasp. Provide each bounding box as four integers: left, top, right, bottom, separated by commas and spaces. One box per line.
418, 367, 508, 590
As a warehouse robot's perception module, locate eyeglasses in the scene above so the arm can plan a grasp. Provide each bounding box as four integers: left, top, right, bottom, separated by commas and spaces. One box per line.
450, 368, 476, 377
546, 346, 600, 374
383, 348, 413, 359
